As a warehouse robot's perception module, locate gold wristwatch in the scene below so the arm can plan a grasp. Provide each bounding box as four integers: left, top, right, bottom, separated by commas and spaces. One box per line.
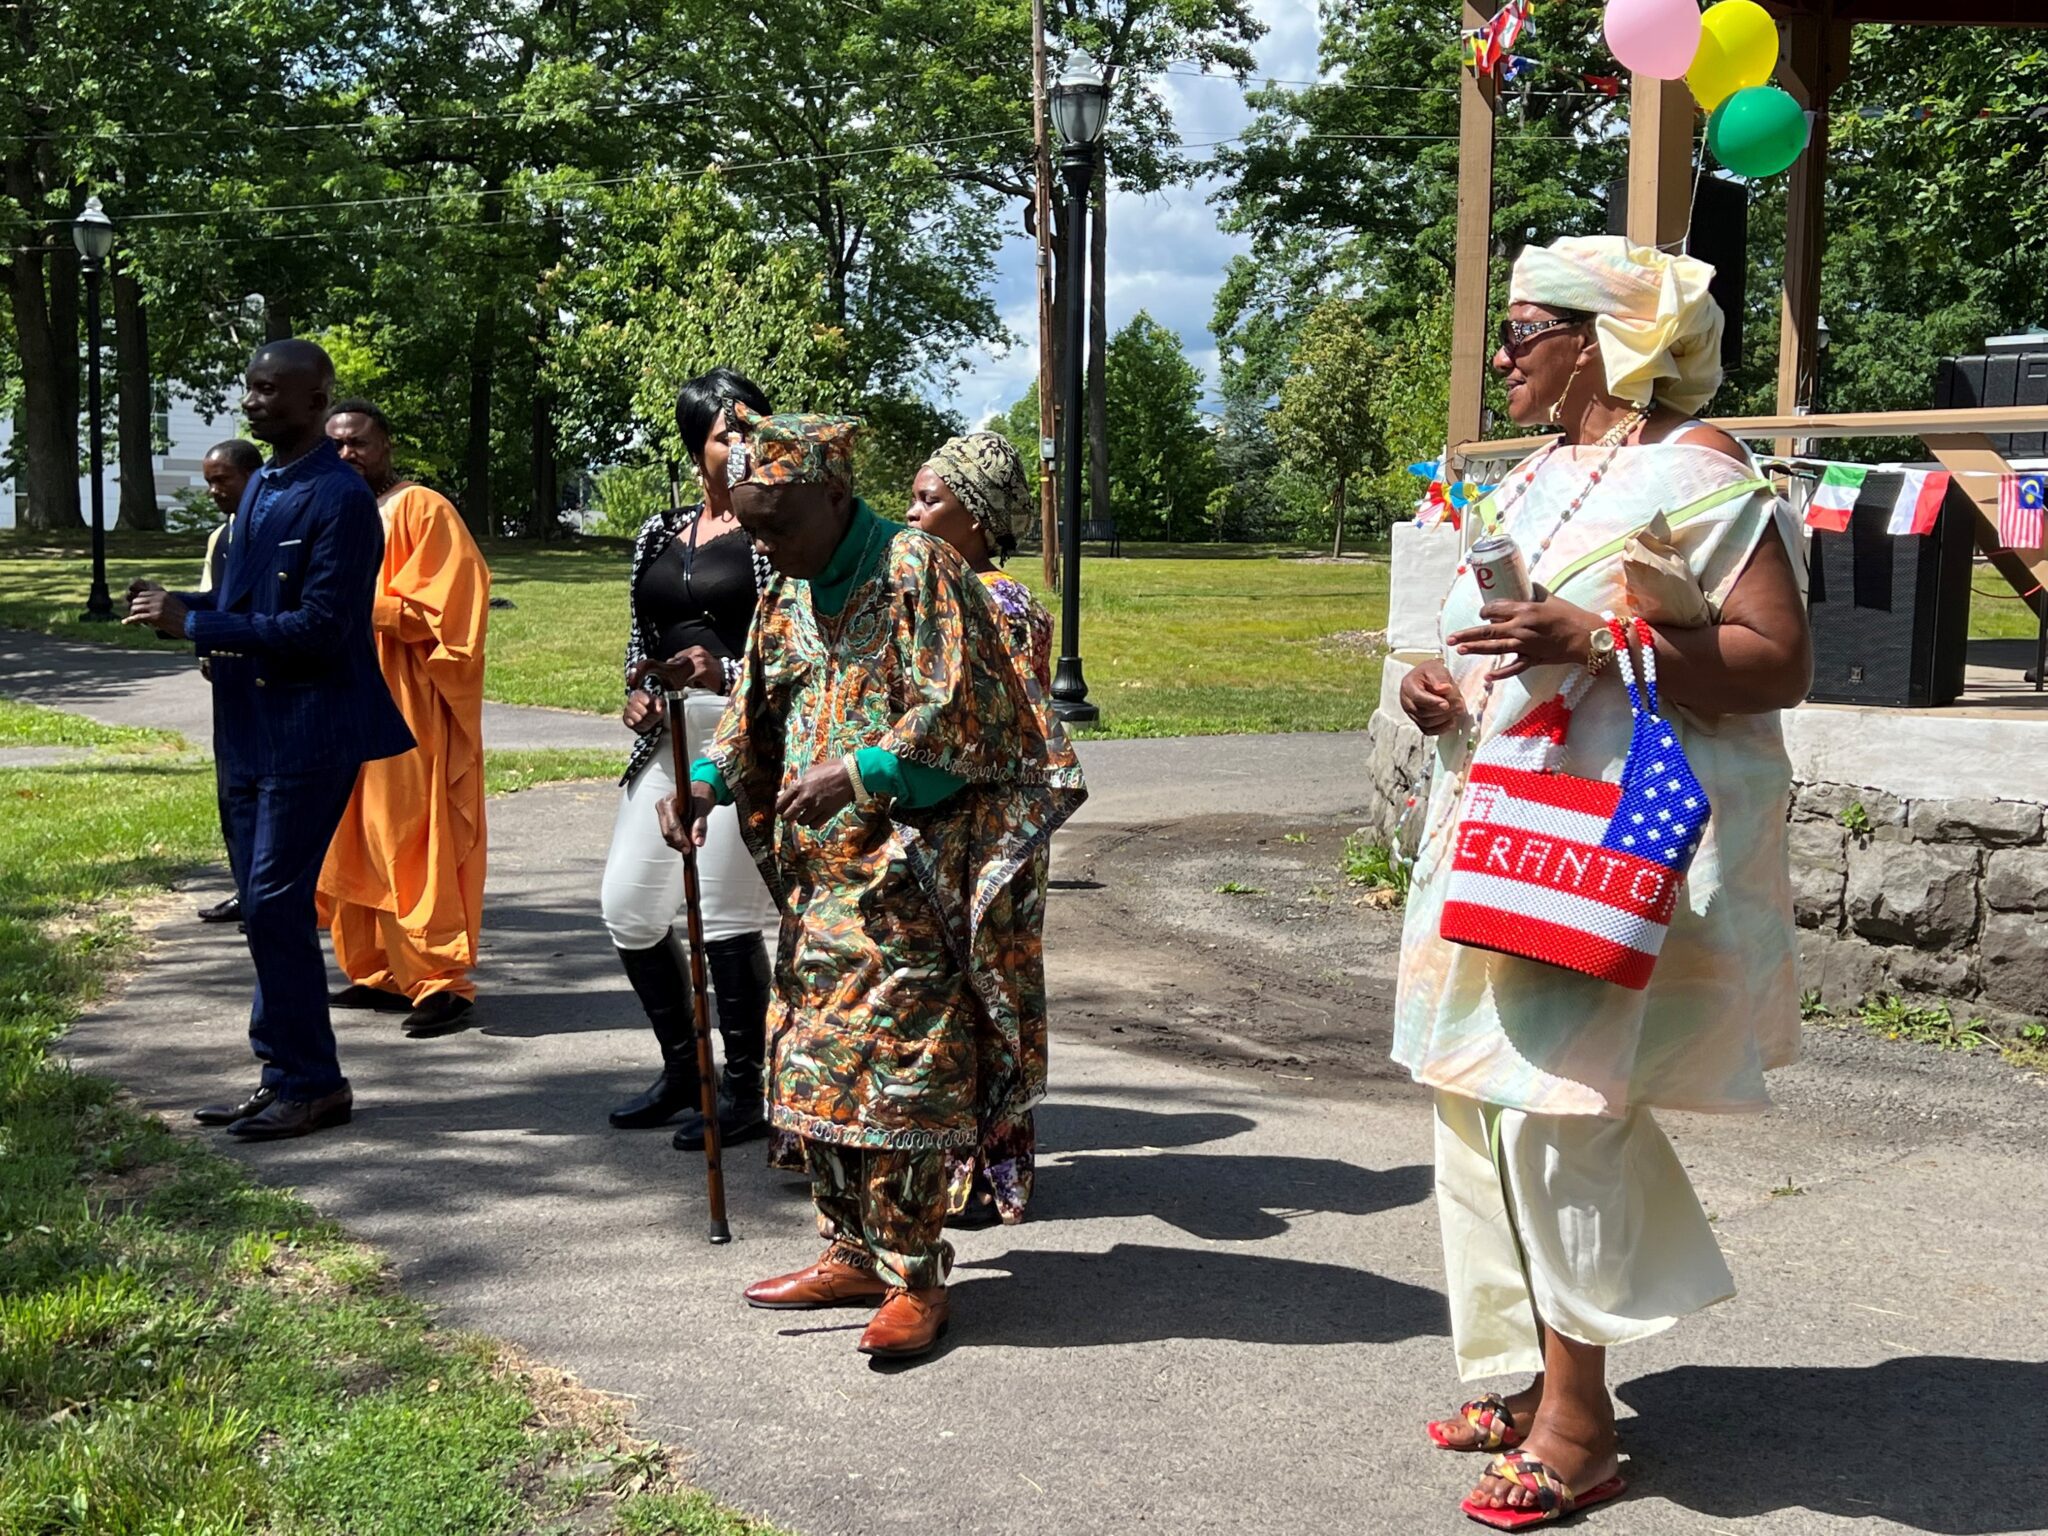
1586, 624, 1618, 674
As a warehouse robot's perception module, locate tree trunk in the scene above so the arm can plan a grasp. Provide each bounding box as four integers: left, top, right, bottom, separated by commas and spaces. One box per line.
523, 214, 565, 541
264, 287, 294, 342
528, 384, 560, 540
5, 243, 84, 531
1087, 156, 1109, 535
463, 302, 497, 538
112, 265, 163, 531
1331, 473, 1348, 559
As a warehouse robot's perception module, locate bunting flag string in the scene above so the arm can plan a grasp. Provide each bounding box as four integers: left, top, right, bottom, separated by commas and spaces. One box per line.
1998, 472, 2046, 550
1465, 0, 1532, 80
1804, 464, 1867, 532
1887, 468, 1951, 536
1762, 456, 2048, 552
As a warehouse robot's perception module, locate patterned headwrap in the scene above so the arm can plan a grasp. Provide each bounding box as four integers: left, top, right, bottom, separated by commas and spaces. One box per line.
725, 403, 862, 490
923, 431, 1029, 554
1509, 235, 1725, 414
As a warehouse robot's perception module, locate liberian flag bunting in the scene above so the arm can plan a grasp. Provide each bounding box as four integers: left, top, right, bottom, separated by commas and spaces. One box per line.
1804, 463, 1867, 532
1886, 468, 1950, 536
1998, 472, 2046, 550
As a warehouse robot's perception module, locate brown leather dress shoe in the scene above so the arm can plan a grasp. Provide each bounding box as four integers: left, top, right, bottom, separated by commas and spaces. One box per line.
744, 1253, 891, 1310
857, 1287, 949, 1358
226, 1086, 354, 1140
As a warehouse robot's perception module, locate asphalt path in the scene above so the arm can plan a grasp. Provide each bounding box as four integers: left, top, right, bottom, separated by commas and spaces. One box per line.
54, 727, 2048, 1536
0, 628, 616, 751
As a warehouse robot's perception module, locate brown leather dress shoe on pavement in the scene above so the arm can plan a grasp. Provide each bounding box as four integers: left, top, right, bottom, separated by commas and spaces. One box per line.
857, 1287, 949, 1358
226, 1086, 354, 1140
744, 1253, 891, 1310
194, 1083, 276, 1127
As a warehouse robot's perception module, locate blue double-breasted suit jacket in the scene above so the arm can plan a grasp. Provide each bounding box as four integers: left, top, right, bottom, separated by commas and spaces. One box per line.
174, 439, 414, 775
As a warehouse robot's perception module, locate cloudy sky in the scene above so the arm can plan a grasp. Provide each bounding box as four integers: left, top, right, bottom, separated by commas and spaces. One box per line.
938, 0, 1325, 430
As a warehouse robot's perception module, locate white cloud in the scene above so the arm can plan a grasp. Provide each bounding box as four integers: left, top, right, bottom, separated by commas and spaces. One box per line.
938, 0, 1323, 421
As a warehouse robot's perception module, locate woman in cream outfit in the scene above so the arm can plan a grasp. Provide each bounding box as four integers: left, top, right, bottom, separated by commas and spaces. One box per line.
1395, 236, 1810, 1526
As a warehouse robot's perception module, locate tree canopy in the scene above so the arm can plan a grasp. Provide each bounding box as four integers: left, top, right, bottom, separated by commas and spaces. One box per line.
5, 0, 2046, 542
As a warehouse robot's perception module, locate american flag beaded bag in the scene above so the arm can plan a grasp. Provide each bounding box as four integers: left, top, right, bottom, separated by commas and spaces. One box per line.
1438, 616, 1709, 991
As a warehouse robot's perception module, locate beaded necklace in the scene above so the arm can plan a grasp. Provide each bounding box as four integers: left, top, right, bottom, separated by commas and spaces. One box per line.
1399, 405, 1651, 877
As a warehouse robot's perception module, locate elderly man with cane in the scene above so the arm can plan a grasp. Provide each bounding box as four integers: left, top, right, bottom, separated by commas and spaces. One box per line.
653, 407, 1084, 1359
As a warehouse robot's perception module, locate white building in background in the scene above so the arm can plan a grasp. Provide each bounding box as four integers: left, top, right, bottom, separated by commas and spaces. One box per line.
0, 392, 236, 530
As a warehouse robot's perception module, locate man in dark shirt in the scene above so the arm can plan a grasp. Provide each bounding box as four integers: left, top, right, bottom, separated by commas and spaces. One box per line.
198, 438, 262, 595
127, 340, 413, 1140
192, 438, 264, 926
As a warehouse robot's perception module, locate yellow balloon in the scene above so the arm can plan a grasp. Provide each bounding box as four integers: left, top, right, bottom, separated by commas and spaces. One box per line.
1687, 0, 1779, 112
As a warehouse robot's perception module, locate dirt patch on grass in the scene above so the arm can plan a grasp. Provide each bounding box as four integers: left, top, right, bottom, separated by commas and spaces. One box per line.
1047, 813, 1410, 1096
1310, 628, 1385, 658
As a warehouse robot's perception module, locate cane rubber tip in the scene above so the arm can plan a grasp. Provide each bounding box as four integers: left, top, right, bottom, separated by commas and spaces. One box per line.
709, 1224, 733, 1244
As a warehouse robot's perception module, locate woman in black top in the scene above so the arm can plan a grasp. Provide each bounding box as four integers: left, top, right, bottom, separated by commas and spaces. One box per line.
599, 369, 778, 1150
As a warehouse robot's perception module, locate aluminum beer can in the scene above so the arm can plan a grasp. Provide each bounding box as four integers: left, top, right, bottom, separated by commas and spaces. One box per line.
1466, 533, 1531, 605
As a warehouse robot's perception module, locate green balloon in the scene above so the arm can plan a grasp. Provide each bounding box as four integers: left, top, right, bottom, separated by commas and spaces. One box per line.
1709, 86, 1811, 178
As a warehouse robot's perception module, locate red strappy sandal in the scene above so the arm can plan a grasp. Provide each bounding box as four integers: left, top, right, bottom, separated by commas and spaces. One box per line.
1426, 1392, 1527, 1452
1461, 1449, 1628, 1529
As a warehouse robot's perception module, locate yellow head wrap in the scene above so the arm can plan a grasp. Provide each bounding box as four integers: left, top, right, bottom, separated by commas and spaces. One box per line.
1508, 235, 1725, 415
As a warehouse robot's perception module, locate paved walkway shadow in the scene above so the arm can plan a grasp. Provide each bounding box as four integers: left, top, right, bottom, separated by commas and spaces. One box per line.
1040, 1151, 1430, 1241
1036, 1101, 1257, 1153
953, 1242, 1448, 1349
1620, 1358, 2045, 1533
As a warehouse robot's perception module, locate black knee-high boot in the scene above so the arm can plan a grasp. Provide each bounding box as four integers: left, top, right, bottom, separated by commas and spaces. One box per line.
675, 932, 771, 1150
609, 938, 706, 1137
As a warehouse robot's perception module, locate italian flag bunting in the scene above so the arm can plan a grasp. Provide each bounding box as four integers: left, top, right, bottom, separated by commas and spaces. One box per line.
1804, 463, 1867, 533
1886, 468, 1951, 536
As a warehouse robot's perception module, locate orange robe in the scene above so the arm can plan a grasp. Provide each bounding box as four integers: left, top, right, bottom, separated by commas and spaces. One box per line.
319, 483, 490, 1002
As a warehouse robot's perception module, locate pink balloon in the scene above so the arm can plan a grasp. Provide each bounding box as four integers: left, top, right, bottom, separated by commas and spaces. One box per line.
1604, 0, 1704, 80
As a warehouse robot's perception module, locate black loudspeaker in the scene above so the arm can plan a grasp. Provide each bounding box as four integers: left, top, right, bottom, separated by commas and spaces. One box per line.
1805, 471, 1974, 707
1934, 341, 2048, 457
1603, 175, 1747, 372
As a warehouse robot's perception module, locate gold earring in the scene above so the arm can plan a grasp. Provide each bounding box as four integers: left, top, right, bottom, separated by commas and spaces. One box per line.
1548, 355, 1588, 427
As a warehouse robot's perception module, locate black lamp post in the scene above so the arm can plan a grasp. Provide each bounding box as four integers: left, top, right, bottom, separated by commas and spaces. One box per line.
74, 195, 116, 623
1048, 49, 1108, 725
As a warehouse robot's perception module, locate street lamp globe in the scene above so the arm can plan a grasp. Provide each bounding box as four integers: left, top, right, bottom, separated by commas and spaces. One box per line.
1050, 48, 1110, 148
72, 195, 115, 265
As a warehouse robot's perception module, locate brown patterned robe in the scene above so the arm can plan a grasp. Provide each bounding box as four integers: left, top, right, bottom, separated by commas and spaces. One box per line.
710, 528, 1086, 1151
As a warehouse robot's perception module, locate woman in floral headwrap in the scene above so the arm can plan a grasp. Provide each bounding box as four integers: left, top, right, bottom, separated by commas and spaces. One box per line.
909, 432, 1053, 690
908, 430, 1055, 1224
1395, 236, 1809, 1526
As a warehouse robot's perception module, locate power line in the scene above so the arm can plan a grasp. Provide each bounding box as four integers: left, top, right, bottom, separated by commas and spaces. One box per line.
4, 79, 914, 147
5, 127, 1032, 236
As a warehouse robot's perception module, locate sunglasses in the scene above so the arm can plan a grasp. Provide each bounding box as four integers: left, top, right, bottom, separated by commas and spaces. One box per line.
1498, 316, 1584, 355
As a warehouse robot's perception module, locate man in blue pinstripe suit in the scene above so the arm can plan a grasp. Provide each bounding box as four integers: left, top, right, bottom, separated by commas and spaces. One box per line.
128, 339, 414, 1140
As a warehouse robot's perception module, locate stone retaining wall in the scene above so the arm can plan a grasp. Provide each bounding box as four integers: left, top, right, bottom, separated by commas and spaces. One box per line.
1354, 696, 2048, 1024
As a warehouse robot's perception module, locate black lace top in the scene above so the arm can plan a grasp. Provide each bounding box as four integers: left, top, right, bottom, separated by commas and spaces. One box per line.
620, 505, 774, 786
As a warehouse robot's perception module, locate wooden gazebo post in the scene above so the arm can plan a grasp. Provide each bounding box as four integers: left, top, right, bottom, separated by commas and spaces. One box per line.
1626, 77, 1695, 250
1446, 2, 1499, 456
1775, 3, 1850, 456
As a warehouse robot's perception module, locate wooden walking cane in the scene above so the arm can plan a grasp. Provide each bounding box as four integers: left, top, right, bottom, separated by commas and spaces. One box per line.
663, 458, 733, 1244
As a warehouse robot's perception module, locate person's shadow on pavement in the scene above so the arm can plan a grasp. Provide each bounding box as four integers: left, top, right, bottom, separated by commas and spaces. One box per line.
1038, 1151, 1431, 1242
948, 1243, 1448, 1351
1030, 1101, 1430, 1242
1620, 1357, 2045, 1533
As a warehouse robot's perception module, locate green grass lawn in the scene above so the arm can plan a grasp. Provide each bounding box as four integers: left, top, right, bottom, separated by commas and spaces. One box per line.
1, 529, 1390, 737
0, 699, 773, 1536
10, 527, 2042, 737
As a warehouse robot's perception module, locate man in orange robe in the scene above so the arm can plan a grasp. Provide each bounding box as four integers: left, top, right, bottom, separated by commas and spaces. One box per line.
318, 399, 491, 1037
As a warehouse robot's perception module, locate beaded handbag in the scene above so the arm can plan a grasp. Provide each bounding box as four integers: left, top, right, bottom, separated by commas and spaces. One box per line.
1438, 617, 1709, 990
